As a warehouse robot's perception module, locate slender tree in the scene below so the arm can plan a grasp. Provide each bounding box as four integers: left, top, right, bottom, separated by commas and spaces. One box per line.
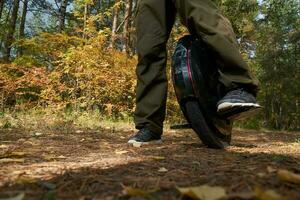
94, 0, 103, 11
3, 0, 20, 61
18, 0, 28, 56
83, 3, 89, 38
0, 0, 11, 50
58, 0, 68, 32
122, 0, 132, 55
109, 0, 119, 48
0, 0, 5, 20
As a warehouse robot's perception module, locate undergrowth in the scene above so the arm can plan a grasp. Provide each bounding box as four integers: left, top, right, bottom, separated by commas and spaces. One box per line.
0, 107, 267, 134
0, 109, 134, 132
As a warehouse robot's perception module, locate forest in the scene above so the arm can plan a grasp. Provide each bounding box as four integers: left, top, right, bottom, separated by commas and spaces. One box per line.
0, 0, 300, 199
0, 0, 299, 130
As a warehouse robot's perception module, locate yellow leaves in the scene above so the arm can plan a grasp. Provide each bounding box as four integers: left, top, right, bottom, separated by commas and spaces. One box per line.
243, 23, 254, 33
122, 185, 284, 200
158, 167, 168, 172
150, 156, 166, 160
277, 169, 300, 185
2, 22, 138, 114
115, 150, 128, 155
122, 186, 158, 199
176, 185, 286, 200
254, 187, 283, 200
0, 158, 25, 163
1, 151, 26, 158
15, 177, 36, 185
43, 154, 67, 161
105, 104, 113, 116
0, 151, 26, 163
177, 185, 226, 200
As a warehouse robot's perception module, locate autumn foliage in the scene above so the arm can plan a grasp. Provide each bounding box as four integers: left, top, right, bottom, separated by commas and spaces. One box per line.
1, 32, 137, 118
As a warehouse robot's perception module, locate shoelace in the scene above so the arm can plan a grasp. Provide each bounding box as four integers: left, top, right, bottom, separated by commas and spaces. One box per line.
226, 88, 247, 96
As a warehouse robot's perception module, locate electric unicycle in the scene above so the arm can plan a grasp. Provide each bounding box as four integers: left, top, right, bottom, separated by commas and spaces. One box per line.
171, 35, 233, 149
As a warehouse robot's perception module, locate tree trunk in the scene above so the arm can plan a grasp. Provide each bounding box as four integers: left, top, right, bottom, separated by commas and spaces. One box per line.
83, 3, 88, 39
95, 0, 102, 11
109, 0, 120, 49
0, 0, 5, 20
94, 0, 102, 30
3, 0, 19, 61
0, 1, 11, 52
130, 0, 138, 54
122, 0, 132, 55
18, 0, 28, 56
58, 0, 68, 32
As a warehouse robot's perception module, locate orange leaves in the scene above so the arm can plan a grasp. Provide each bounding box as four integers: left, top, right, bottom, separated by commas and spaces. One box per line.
0, 64, 49, 108
0, 25, 138, 116
1, 29, 138, 118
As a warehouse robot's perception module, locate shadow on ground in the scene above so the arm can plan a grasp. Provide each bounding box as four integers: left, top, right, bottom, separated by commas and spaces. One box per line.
0, 128, 299, 199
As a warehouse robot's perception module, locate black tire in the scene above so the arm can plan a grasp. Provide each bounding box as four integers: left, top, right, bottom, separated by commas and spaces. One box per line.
184, 100, 230, 149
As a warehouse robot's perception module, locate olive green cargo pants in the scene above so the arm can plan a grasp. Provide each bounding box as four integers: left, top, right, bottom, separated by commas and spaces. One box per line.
134, 0, 259, 135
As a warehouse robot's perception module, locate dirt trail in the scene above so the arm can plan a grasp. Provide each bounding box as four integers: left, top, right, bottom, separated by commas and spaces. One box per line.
0, 127, 299, 199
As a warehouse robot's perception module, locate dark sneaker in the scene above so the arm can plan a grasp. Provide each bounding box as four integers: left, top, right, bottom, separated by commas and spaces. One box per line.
217, 88, 262, 120
128, 128, 162, 144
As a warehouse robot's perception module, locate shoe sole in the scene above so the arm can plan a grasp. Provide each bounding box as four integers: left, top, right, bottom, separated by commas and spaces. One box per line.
217, 103, 262, 120
127, 140, 162, 146
218, 102, 261, 111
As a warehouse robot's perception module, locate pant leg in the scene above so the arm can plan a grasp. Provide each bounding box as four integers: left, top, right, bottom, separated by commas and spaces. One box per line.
134, 0, 176, 135
174, 0, 259, 95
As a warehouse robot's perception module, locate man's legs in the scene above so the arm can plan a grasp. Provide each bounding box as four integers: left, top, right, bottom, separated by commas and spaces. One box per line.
133, 0, 176, 136
174, 0, 259, 94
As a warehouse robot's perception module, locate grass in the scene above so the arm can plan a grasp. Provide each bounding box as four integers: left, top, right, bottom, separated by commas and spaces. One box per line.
0, 108, 294, 135
294, 138, 300, 144
0, 108, 135, 132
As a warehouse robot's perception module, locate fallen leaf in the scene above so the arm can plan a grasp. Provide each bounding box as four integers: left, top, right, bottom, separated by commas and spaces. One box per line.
43, 155, 56, 161
0, 158, 25, 163
267, 166, 276, 173
115, 150, 129, 155
0, 193, 25, 200
158, 167, 168, 172
150, 156, 165, 160
123, 186, 157, 198
12, 152, 26, 157
123, 187, 149, 196
177, 185, 226, 200
57, 155, 67, 159
257, 173, 266, 178
34, 132, 43, 136
277, 169, 300, 185
223, 155, 235, 162
23, 141, 34, 146
0, 152, 26, 159
0, 145, 8, 149
17, 139, 26, 143
132, 142, 142, 147
254, 187, 283, 200
15, 177, 36, 184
